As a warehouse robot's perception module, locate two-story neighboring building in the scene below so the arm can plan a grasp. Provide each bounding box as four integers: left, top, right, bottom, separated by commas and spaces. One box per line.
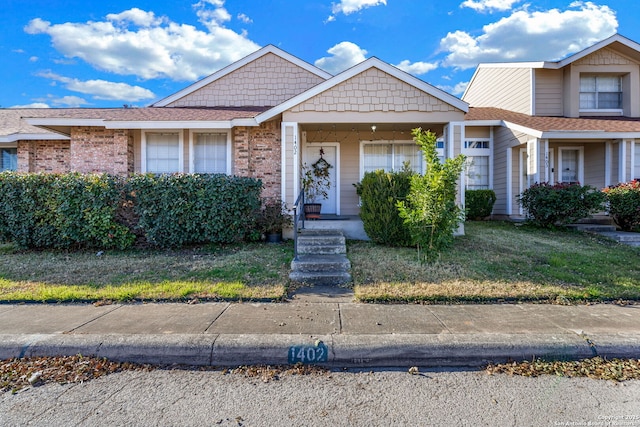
2, 33, 640, 233
462, 33, 640, 218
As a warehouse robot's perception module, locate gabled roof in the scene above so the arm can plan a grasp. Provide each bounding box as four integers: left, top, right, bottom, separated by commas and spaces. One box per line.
256, 57, 469, 123
152, 45, 333, 107
471, 33, 640, 71
466, 107, 640, 138
0, 109, 70, 142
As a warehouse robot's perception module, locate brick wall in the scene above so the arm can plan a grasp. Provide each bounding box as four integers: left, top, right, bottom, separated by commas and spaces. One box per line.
70, 127, 133, 175
17, 140, 70, 172
233, 120, 281, 199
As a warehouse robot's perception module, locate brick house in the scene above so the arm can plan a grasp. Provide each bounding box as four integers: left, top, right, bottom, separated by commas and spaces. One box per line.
3, 34, 640, 235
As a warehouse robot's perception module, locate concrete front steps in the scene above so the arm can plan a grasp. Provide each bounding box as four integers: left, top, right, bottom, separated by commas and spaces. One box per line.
289, 229, 352, 286
568, 218, 640, 247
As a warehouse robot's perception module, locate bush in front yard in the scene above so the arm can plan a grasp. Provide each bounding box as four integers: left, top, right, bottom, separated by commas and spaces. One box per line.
465, 189, 496, 220
355, 167, 414, 247
127, 173, 262, 247
604, 180, 640, 231
0, 172, 133, 249
517, 182, 606, 228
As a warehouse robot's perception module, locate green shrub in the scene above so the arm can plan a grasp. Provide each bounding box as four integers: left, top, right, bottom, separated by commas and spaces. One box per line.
397, 128, 466, 260
128, 173, 262, 248
465, 189, 496, 220
517, 182, 606, 228
604, 180, 640, 231
355, 167, 414, 246
0, 172, 133, 249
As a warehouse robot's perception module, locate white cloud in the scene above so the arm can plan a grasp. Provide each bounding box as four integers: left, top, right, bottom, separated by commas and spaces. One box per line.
10, 103, 51, 108
329, 0, 386, 20
440, 1, 618, 69
314, 42, 367, 74
394, 60, 439, 75
29, 56, 38, 62
237, 13, 253, 24
437, 81, 469, 96
37, 72, 156, 101
51, 95, 90, 107
24, 3, 259, 81
460, 0, 520, 12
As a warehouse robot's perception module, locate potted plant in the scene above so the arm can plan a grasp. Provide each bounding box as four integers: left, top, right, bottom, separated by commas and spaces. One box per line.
257, 198, 292, 243
301, 148, 333, 219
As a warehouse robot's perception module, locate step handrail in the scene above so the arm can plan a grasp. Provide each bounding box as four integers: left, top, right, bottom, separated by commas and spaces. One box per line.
292, 189, 305, 261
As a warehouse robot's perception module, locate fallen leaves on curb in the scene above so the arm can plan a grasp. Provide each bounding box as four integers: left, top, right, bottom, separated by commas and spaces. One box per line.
486, 357, 640, 382
1, 355, 154, 393
224, 364, 330, 383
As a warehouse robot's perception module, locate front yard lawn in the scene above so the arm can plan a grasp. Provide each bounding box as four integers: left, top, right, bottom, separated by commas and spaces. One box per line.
0, 243, 292, 302
351, 221, 640, 303
1, 221, 638, 304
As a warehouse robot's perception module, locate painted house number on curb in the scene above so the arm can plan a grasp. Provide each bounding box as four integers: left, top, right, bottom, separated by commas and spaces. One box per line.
288, 341, 328, 364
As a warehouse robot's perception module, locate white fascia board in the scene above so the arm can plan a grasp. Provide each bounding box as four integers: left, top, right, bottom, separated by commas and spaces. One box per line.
153, 45, 332, 107
257, 57, 469, 123
0, 133, 70, 142
475, 62, 550, 69
105, 120, 237, 129
556, 34, 640, 68
542, 131, 640, 139
463, 120, 503, 126
502, 121, 544, 138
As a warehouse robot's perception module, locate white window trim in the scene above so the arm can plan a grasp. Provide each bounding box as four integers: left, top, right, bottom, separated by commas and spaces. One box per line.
359, 140, 444, 179
579, 75, 623, 113
0, 144, 18, 171
141, 130, 184, 174
461, 137, 492, 190
558, 146, 584, 184
188, 129, 232, 174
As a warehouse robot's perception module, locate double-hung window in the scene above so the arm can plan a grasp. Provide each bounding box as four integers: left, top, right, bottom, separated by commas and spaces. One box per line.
580, 76, 622, 111
463, 139, 491, 190
192, 132, 229, 174
144, 132, 181, 174
1, 147, 17, 171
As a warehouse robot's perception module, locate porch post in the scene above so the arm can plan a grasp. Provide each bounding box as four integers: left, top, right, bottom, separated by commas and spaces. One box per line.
605, 141, 612, 188
281, 122, 299, 207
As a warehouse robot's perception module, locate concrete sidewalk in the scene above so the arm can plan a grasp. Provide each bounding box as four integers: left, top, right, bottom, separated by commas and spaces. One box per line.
0, 301, 638, 367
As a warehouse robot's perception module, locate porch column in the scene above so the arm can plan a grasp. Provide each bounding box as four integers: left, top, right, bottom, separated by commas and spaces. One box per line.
526, 139, 540, 184
541, 139, 549, 182
448, 122, 465, 235
281, 122, 299, 207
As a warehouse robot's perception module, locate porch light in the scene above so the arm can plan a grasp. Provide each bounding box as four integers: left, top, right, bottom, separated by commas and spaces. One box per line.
371, 125, 376, 132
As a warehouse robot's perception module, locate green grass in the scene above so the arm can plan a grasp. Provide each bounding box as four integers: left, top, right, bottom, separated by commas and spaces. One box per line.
351, 221, 640, 303
0, 242, 292, 302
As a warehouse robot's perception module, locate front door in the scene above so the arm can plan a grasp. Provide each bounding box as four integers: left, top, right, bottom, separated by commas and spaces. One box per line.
303, 144, 338, 215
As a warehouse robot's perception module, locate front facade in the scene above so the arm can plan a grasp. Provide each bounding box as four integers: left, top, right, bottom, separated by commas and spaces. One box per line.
3, 34, 640, 230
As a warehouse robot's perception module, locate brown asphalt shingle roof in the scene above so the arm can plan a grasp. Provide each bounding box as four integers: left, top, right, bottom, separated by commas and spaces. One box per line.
1, 107, 270, 138
466, 107, 640, 133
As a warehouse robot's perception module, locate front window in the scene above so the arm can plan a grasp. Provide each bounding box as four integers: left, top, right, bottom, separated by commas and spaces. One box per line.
1, 148, 17, 171
462, 139, 491, 190
193, 133, 228, 174
580, 76, 622, 110
635, 143, 640, 180
362, 142, 423, 174
145, 132, 180, 173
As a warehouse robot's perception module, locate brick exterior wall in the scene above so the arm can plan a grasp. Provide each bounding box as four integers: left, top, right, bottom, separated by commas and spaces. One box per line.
17, 140, 70, 173
233, 120, 281, 199
69, 127, 133, 175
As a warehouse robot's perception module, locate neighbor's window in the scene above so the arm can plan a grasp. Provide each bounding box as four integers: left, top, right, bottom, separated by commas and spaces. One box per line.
0, 148, 17, 171
146, 132, 180, 173
193, 133, 228, 173
580, 76, 622, 110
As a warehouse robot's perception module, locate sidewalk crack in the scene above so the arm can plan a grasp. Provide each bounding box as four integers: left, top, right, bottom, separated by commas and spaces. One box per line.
578, 331, 599, 357
66, 304, 123, 334
203, 302, 231, 334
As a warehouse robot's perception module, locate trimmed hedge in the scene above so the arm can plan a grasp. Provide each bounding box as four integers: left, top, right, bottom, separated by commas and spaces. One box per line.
604, 180, 640, 231
0, 172, 263, 249
0, 173, 133, 249
517, 182, 606, 228
127, 174, 262, 247
465, 189, 496, 220
354, 168, 414, 247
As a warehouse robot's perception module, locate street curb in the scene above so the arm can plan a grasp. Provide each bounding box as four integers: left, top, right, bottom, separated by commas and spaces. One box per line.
2, 333, 639, 367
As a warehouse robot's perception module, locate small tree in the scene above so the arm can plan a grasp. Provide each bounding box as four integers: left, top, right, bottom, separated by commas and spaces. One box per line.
397, 128, 466, 261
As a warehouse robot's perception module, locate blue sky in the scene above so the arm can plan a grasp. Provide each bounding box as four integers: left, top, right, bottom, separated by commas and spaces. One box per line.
0, 0, 636, 109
